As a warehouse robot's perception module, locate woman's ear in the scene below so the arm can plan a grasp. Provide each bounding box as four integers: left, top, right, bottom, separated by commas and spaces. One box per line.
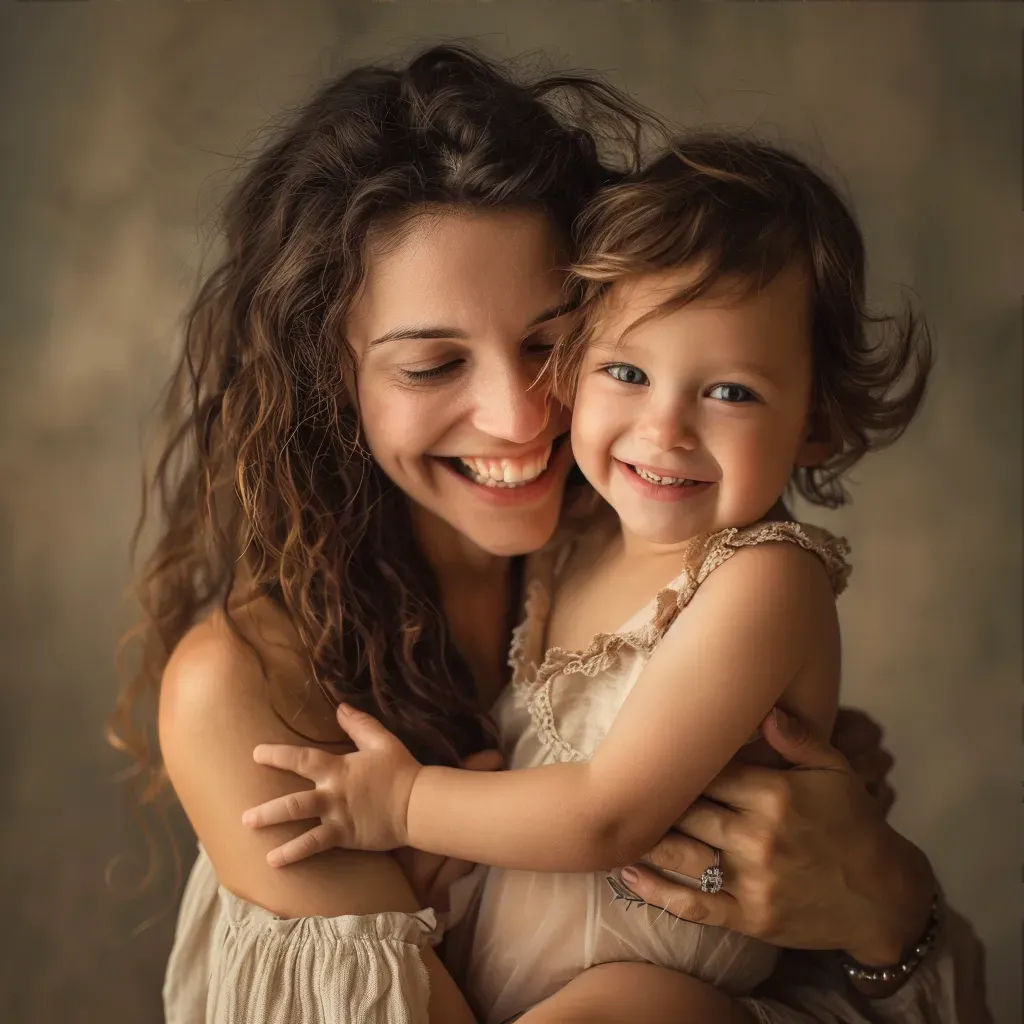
794, 411, 841, 468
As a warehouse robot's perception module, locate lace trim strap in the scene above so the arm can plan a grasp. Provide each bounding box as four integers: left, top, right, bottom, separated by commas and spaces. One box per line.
649, 521, 850, 634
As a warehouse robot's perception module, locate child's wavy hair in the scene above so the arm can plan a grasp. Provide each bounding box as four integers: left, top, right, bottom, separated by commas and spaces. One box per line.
108, 44, 662, 818
552, 131, 933, 507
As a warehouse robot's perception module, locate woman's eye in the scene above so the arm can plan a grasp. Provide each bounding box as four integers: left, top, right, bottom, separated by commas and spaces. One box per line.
400, 360, 462, 383
604, 363, 649, 386
707, 383, 757, 403
524, 335, 555, 356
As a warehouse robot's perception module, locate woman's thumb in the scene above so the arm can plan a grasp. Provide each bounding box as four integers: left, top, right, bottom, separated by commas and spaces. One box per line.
336, 703, 392, 751
762, 707, 847, 770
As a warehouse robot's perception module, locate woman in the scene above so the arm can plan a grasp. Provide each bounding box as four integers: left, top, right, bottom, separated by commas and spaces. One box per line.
111, 44, 990, 1024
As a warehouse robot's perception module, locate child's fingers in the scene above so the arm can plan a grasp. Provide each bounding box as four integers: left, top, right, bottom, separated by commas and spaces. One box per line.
242, 789, 322, 829
335, 703, 402, 752
253, 743, 332, 779
266, 824, 338, 868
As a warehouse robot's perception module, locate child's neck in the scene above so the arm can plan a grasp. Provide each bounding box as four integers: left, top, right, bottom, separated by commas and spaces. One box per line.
616, 498, 792, 561
618, 527, 697, 563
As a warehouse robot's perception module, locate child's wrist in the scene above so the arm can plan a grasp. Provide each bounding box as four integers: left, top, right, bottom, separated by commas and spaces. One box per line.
399, 763, 427, 847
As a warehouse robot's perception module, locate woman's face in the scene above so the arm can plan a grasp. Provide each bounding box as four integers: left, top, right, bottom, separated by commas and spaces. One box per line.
348, 209, 576, 558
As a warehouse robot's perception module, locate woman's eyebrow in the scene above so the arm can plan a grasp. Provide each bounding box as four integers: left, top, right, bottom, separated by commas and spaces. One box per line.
368, 324, 468, 347
528, 300, 579, 327
369, 301, 578, 348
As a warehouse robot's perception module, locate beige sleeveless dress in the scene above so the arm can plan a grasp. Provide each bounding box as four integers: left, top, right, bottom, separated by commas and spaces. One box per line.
163, 845, 443, 1023
446, 519, 852, 1024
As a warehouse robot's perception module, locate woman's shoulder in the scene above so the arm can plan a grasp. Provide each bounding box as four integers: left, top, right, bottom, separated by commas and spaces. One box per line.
160, 598, 338, 748
158, 603, 415, 919
159, 611, 257, 734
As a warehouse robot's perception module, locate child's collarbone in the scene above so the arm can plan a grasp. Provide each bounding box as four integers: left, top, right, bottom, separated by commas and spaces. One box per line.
545, 550, 681, 652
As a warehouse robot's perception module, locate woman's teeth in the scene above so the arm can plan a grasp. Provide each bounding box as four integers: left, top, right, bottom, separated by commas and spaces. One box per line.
455, 444, 552, 488
634, 466, 702, 487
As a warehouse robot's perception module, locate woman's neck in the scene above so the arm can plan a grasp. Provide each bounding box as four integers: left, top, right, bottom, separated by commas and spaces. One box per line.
409, 501, 516, 707
409, 502, 510, 588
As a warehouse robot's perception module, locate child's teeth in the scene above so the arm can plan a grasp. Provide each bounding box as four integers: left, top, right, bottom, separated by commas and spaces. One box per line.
635, 466, 700, 487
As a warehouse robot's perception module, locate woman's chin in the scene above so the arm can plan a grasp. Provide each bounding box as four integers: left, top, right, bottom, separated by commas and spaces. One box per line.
402, 482, 564, 562
460, 512, 561, 557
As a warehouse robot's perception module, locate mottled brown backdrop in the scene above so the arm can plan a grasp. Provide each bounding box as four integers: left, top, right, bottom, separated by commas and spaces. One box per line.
0, 3, 1019, 1022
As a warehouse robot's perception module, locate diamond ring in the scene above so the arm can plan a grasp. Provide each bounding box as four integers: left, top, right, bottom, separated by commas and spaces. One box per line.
699, 848, 724, 894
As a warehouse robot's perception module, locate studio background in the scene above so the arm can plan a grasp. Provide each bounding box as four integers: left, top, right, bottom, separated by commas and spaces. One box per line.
0, 3, 1019, 1022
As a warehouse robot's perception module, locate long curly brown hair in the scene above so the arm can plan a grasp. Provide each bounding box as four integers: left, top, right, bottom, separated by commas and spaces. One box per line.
108, 45, 660, 810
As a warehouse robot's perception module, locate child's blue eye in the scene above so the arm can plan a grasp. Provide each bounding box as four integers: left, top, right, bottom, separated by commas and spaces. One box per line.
605, 363, 649, 386
708, 383, 756, 403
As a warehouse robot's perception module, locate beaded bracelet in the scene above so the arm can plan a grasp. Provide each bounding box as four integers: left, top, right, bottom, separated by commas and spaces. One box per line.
840, 893, 941, 986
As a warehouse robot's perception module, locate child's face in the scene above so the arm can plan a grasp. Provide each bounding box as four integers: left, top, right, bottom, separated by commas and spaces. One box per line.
571, 261, 819, 546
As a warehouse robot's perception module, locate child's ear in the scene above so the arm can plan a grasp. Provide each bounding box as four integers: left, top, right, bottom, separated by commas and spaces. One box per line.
794, 412, 840, 468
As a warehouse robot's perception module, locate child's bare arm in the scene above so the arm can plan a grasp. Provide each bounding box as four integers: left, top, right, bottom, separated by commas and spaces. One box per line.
244, 543, 837, 873
405, 542, 837, 869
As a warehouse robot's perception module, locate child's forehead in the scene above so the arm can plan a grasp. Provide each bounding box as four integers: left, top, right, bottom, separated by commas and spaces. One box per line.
593, 260, 812, 337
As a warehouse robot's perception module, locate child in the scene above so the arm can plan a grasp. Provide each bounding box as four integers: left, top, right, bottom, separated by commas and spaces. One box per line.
242, 133, 931, 1023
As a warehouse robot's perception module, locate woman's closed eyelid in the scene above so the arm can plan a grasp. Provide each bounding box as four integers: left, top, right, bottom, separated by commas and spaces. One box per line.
398, 341, 554, 384
398, 359, 463, 383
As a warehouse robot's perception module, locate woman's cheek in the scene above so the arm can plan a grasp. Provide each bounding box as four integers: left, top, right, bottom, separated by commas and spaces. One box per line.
361, 385, 448, 460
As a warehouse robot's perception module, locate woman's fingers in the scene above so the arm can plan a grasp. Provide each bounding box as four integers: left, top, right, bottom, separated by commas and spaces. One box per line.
643, 829, 729, 894
760, 708, 849, 771
846, 745, 895, 790
867, 779, 897, 818
619, 864, 739, 930
242, 788, 321, 829
830, 706, 883, 760
265, 823, 338, 868
670, 798, 732, 850
253, 743, 332, 780
697, 760, 776, 811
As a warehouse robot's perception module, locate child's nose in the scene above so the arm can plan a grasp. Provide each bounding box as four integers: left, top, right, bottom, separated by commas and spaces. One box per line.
637, 402, 700, 452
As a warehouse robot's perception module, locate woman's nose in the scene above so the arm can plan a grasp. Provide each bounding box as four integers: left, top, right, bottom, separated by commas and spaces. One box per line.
470, 363, 552, 444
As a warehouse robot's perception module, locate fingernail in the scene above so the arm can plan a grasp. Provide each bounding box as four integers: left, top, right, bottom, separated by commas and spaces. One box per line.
338, 703, 353, 715
620, 866, 639, 884
773, 707, 804, 741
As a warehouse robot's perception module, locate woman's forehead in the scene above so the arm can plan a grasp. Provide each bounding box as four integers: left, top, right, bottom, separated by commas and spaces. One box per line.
350, 209, 568, 345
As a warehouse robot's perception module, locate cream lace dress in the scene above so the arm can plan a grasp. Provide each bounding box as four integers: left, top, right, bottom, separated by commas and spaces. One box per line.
448, 519, 852, 1024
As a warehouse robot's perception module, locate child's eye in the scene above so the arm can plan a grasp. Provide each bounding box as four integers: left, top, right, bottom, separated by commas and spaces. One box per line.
604, 363, 649, 386
707, 383, 757, 403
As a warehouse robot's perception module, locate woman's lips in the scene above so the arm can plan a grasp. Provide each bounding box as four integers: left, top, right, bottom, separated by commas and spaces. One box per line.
437, 434, 571, 505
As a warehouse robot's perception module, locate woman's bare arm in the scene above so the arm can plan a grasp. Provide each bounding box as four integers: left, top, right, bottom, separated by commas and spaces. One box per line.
158, 610, 474, 1023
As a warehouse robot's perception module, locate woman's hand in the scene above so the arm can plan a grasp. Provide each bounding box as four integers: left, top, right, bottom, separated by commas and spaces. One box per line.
830, 706, 896, 817
619, 707, 934, 966
242, 704, 423, 866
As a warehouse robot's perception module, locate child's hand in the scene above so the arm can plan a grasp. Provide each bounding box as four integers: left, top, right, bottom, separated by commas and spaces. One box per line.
242, 704, 423, 867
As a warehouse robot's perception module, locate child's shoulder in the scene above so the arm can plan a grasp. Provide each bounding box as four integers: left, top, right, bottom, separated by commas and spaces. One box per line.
684, 519, 852, 601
